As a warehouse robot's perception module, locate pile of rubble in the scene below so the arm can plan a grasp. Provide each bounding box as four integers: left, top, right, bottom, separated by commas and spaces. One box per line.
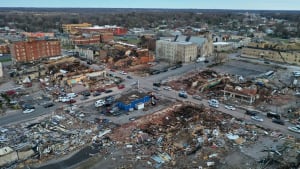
107, 103, 300, 169
0, 110, 114, 168
1, 101, 299, 168
167, 69, 227, 96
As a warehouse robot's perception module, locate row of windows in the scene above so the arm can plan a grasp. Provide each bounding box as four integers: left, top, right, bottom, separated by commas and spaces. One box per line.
16, 51, 60, 56
15, 43, 60, 48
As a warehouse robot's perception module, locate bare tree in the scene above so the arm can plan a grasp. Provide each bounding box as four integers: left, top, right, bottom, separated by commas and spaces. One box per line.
212, 52, 227, 64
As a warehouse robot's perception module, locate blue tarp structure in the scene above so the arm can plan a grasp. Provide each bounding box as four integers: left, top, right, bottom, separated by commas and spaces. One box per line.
116, 95, 150, 111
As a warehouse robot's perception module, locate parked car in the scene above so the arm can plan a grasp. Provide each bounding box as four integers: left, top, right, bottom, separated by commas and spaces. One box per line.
272, 119, 285, 125
119, 71, 127, 75
288, 126, 300, 133
112, 111, 122, 116
150, 70, 161, 75
80, 96, 89, 100
43, 102, 54, 108
118, 84, 125, 89
9, 100, 18, 105
245, 110, 257, 116
208, 99, 219, 108
175, 64, 182, 68
178, 91, 188, 98
66, 99, 76, 104
23, 109, 35, 114
60, 97, 71, 103
129, 117, 136, 121
169, 66, 177, 70
161, 68, 168, 72
81, 91, 91, 96
153, 82, 161, 87
22, 104, 35, 110
105, 96, 115, 102
126, 76, 133, 79
109, 107, 119, 114
104, 96, 114, 106
163, 86, 172, 91
192, 95, 202, 101
104, 89, 113, 93
96, 88, 106, 93
224, 105, 236, 111
267, 112, 280, 120
153, 87, 161, 91
93, 91, 101, 97
95, 100, 105, 107
66, 93, 77, 98
87, 60, 93, 65
251, 116, 264, 122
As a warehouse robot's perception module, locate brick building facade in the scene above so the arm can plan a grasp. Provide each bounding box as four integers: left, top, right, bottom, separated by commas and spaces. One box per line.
75, 25, 127, 36
71, 35, 101, 45
70, 33, 113, 45
10, 40, 61, 63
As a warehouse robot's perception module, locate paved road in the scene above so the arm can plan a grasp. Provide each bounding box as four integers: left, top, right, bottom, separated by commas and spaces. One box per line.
125, 64, 300, 138
1, 58, 299, 138
0, 104, 58, 126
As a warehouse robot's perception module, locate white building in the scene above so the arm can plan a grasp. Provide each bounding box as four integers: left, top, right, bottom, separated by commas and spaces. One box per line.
156, 40, 197, 64
74, 45, 100, 61
175, 35, 213, 57
213, 42, 233, 52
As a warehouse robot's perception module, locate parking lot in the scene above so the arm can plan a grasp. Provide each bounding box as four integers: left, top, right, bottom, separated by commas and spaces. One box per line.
212, 60, 273, 77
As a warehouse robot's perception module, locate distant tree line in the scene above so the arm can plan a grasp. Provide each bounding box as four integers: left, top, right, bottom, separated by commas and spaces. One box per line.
0, 8, 298, 38
0, 11, 237, 32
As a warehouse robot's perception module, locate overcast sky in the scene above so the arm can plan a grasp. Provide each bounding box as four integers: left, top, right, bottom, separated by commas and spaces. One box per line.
0, 0, 299, 10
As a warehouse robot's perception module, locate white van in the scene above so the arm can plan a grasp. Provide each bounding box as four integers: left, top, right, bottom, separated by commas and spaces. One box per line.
67, 93, 77, 98
95, 99, 105, 107
196, 57, 205, 63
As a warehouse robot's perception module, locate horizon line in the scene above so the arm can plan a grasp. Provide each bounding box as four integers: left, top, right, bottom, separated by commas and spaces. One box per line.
0, 7, 299, 11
